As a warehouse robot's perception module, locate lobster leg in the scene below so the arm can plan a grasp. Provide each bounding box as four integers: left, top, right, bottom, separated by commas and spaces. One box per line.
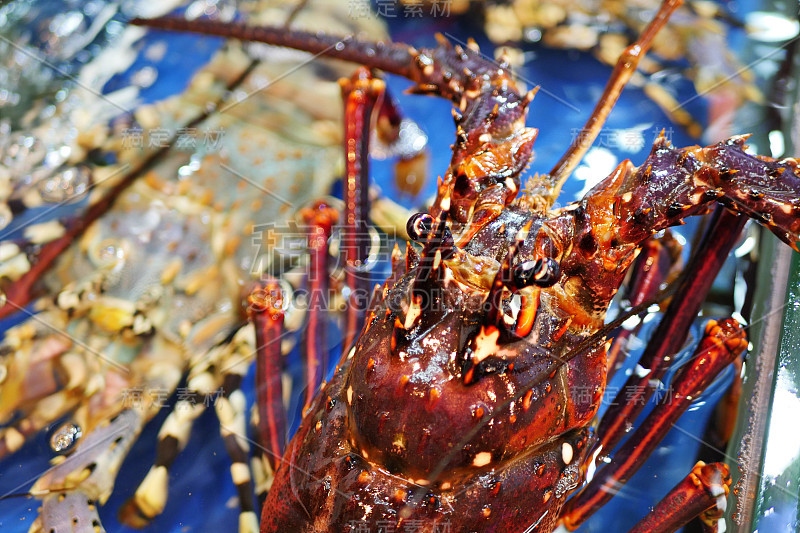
626, 462, 731, 533
606, 232, 682, 377
248, 69, 385, 509
299, 202, 337, 411
119, 335, 258, 533
339, 69, 383, 359
559, 318, 747, 530
30, 409, 147, 533
30, 335, 185, 533
249, 70, 386, 522
247, 281, 288, 503
214, 357, 259, 533
118, 391, 207, 527
595, 207, 746, 455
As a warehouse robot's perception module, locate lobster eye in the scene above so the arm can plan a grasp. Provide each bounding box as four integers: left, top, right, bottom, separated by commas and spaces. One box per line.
512, 258, 561, 288
407, 213, 433, 242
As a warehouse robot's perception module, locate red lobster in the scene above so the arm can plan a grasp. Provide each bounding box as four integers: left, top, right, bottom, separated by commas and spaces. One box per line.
134, 0, 800, 531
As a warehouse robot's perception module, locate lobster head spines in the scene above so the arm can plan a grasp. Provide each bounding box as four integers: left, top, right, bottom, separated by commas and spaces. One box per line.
425, 69, 538, 228
404, 37, 545, 230
344, 214, 607, 482
436, 126, 539, 228
558, 134, 800, 323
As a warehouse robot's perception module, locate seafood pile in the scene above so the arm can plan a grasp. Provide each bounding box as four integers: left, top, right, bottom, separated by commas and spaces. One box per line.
0, 0, 392, 531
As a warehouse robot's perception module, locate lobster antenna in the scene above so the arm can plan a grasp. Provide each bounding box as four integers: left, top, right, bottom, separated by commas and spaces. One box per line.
129, 17, 416, 79
545, 0, 684, 203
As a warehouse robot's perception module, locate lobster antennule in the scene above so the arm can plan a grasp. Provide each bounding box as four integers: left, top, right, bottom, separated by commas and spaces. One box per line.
482, 221, 534, 325
413, 201, 456, 288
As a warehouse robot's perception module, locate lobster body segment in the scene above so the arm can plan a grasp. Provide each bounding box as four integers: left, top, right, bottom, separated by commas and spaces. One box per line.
345, 259, 605, 476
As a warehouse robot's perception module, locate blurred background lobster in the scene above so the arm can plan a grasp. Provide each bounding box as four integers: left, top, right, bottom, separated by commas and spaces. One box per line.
1, 0, 800, 532
0, 1, 412, 531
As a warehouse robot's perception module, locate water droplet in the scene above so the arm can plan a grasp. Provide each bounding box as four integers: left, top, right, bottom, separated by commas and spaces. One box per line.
90, 238, 126, 267
99, 240, 123, 262
38, 166, 90, 203
2, 134, 44, 174
50, 422, 82, 452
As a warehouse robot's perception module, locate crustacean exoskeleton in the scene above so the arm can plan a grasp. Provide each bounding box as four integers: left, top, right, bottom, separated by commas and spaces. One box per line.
131, 0, 800, 531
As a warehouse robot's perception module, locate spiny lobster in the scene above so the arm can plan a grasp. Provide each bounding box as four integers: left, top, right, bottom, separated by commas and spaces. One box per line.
141, 0, 797, 530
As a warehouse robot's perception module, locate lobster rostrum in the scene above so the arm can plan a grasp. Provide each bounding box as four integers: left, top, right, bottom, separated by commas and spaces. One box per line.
133, 1, 800, 531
